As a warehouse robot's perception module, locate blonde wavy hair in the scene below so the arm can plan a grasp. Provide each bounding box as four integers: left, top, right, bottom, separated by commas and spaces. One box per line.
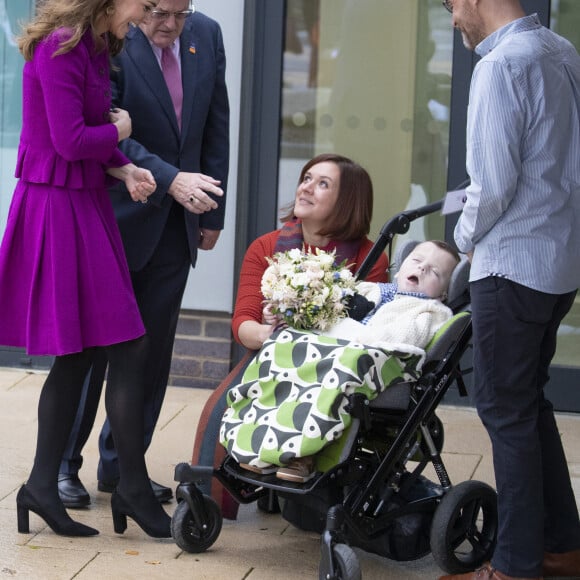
18, 0, 124, 61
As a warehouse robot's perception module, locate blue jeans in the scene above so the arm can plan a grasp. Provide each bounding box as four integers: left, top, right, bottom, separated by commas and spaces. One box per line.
470, 277, 580, 576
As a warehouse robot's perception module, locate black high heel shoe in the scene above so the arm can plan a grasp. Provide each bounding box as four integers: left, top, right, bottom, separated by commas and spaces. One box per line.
111, 491, 171, 538
16, 485, 99, 537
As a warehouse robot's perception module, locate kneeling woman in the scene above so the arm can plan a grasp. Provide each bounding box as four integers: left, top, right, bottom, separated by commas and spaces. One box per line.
233, 152, 389, 350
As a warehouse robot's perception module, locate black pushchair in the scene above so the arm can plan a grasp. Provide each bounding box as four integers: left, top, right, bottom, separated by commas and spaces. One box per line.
170, 201, 498, 578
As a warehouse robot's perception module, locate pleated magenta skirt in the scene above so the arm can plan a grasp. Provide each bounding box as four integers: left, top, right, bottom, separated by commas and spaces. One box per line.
0, 181, 144, 356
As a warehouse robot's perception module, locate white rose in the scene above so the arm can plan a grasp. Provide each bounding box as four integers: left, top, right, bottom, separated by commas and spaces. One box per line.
291, 272, 309, 287
287, 248, 303, 262
339, 269, 354, 282
317, 252, 335, 268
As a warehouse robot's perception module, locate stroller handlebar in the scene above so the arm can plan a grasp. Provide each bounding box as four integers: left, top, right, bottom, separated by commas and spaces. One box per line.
398, 199, 443, 222
355, 198, 444, 281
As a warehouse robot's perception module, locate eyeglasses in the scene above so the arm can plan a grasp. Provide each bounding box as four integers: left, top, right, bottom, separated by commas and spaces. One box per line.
149, 6, 195, 21
442, 0, 453, 13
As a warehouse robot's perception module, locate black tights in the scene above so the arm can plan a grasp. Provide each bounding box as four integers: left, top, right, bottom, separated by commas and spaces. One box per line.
27, 337, 152, 502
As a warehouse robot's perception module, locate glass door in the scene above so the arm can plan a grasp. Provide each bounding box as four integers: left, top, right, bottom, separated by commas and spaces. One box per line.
545, 0, 580, 409
277, 0, 580, 411
278, 0, 453, 246
0, 0, 34, 232
0, 1, 52, 370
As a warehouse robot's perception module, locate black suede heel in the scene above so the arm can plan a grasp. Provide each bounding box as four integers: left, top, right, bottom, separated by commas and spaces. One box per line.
16, 485, 98, 537
111, 491, 171, 538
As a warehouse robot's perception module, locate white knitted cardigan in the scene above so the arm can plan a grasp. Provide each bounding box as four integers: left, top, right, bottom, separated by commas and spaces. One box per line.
359, 294, 453, 349
326, 295, 453, 355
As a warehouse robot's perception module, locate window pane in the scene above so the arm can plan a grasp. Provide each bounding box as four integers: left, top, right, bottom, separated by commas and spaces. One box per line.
0, 1, 35, 232
549, 0, 580, 367
279, 0, 579, 371
279, 0, 453, 245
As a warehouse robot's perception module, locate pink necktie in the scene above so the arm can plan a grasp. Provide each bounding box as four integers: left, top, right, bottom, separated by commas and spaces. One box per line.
162, 46, 183, 129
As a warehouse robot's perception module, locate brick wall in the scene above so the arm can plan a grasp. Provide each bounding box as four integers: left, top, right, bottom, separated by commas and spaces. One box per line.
169, 309, 233, 389
0, 309, 235, 390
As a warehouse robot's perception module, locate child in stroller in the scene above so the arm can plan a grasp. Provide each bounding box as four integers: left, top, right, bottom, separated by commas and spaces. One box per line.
171, 203, 498, 578
223, 240, 461, 484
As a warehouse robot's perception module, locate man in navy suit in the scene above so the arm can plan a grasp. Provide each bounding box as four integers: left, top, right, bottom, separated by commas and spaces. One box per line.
57, 0, 230, 507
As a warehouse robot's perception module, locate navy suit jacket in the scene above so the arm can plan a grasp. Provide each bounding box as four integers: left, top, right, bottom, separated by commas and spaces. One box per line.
109, 12, 230, 271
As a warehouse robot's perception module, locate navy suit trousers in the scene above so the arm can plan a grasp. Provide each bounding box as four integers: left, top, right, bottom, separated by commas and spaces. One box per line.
470, 276, 580, 576
61, 201, 191, 482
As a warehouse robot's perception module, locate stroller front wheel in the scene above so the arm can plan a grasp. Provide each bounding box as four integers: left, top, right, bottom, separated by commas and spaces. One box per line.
171, 494, 222, 553
319, 543, 361, 580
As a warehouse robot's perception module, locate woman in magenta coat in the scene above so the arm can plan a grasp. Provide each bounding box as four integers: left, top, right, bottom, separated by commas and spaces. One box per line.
0, 0, 172, 538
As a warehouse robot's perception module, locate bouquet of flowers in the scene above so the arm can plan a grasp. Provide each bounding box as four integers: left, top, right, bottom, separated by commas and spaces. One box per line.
261, 247, 357, 331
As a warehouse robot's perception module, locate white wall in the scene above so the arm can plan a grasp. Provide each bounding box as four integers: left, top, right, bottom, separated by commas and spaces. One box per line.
180, 0, 244, 312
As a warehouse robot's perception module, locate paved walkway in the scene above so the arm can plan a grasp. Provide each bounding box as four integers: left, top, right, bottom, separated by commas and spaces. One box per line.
1, 367, 579, 579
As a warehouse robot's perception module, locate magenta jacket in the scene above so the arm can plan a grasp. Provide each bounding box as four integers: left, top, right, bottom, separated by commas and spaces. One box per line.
15, 28, 129, 189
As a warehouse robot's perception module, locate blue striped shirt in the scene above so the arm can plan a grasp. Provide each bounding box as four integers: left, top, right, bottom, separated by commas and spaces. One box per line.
454, 14, 580, 294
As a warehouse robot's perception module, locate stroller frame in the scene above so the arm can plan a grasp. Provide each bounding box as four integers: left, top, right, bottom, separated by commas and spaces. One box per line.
171, 201, 498, 578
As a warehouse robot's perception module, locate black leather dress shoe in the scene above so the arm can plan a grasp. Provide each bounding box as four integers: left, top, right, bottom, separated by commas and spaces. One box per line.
57, 474, 91, 509
98, 478, 173, 503
150, 480, 173, 503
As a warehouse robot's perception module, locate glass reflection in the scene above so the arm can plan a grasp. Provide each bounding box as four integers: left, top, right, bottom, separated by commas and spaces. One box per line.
549, 0, 580, 367
0, 1, 33, 234
279, 0, 453, 243
279, 0, 580, 369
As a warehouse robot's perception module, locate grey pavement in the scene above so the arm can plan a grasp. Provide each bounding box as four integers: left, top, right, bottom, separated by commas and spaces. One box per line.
1, 366, 579, 579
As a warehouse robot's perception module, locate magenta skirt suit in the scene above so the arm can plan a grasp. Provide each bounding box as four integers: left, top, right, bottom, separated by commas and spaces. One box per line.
0, 29, 144, 356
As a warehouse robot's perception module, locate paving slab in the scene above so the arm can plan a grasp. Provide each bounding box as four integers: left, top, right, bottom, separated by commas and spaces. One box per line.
0, 367, 578, 579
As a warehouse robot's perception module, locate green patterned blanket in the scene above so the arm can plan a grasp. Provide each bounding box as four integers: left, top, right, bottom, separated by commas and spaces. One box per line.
220, 328, 424, 469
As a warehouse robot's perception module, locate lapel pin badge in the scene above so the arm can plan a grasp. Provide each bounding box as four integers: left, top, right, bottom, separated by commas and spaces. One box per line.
189, 44, 196, 54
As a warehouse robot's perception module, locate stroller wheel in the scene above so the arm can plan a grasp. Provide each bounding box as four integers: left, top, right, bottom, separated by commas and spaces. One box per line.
427, 414, 445, 454
318, 543, 361, 580
171, 494, 222, 553
257, 489, 281, 514
430, 480, 498, 574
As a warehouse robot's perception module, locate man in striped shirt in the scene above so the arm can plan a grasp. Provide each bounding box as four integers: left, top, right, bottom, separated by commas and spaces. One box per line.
442, 1, 580, 579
